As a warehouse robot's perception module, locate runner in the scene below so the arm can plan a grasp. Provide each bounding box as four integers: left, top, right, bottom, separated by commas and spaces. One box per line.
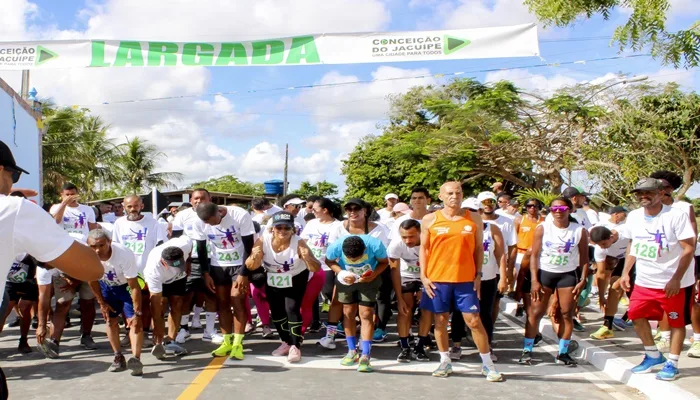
86, 229, 144, 375
419, 181, 502, 381
298, 196, 320, 220
510, 198, 544, 315
377, 193, 399, 224
245, 211, 321, 362
194, 202, 255, 360
589, 206, 631, 340
388, 219, 422, 362
326, 234, 389, 372
48, 182, 100, 352
584, 199, 600, 225
277, 195, 307, 233
1, 252, 38, 353
617, 178, 696, 381
389, 187, 431, 243
385, 202, 410, 233
521, 197, 589, 367
143, 237, 192, 359
495, 193, 517, 221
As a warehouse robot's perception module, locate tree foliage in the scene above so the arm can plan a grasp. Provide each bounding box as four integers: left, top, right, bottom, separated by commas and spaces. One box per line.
118, 137, 183, 194
189, 175, 264, 196
291, 180, 339, 199
524, 0, 700, 68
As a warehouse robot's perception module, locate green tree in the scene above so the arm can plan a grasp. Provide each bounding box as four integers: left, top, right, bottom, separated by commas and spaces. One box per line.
524, 0, 700, 68
117, 137, 183, 194
189, 175, 264, 195
291, 180, 339, 198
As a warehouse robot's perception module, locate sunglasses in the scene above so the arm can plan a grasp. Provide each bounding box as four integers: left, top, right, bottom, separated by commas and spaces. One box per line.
525, 204, 538, 209
346, 205, 362, 212
550, 205, 570, 213
4, 166, 21, 184
274, 225, 293, 231
481, 199, 495, 205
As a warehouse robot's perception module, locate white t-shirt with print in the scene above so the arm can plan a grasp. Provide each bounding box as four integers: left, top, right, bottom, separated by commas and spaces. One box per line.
592, 220, 630, 261
100, 242, 139, 286
485, 215, 516, 248
143, 237, 192, 293
617, 206, 696, 289
300, 219, 340, 271
377, 208, 393, 224
112, 214, 168, 273
49, 203, 96, 243
2, 196, 76, 293
387, 239, 421, 281
329, 221, 389, 247
194, 206, 255, 267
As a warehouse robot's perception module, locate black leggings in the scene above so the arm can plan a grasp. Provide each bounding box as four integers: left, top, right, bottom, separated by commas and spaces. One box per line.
450, 278, 498, 345
322, 269, 336, 302
266, 269, 309, 347
375, 268, 393, 330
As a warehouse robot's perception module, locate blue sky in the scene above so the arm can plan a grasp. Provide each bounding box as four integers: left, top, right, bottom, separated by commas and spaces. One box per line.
1, 0, 698, 196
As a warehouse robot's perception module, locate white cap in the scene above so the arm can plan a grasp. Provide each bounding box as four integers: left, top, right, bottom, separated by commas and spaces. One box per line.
384, 193, 399, 201
283, 198, 305, 207
477, 191, 497, 203
461, 197, 481, 210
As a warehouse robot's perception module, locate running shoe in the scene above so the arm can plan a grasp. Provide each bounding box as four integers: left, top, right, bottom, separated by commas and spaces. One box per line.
397, 348, 413, 363
515, 304, 525, 317
321, 302, 330, 313
656, 338, 670, 353
372, 328, 387, 343
165, 342, 187, 356
127, 357, 143, 376
142, 332, 154, 347
229, 344, 244, 360
43, 339, 60, 359
653, 330, 662, 341
414, 347, 430, 362
448, 346, 462, 361
318, 336, 337, 350
272, 342, 291, 356
518, 350, 532, 365
687, 341, 700, 358
625, 319, 634, 327
120, 334, 131, 347
203, 331, 225, 345
308, 321, 322, 333
175, 328, 191, 344
17, 338, 31, 354
631, 354, 666, 374
288, 346, 301, 363
6, 316, 20, 328
108, 353, 127, 372
245, 322, 255, 334
432, 361, 453, 377
211, 336, 232, 357
357, 355, 373, 372
261, 325, 274, 339
81, 334, 97, 350
482, 365, 503, 382
655, 361, 679, 381
340, 351, 359, 366
335, 323, 345, 339
590, 326, 614, 340
573, 319, 585, 332
31, 316, 38, 329
556, 353, 578, 366
151, 343, 166, 360
612, 318, 627, 332
567, 340, 579, 354
191, 318, 202, 329
534, 333, 543, 347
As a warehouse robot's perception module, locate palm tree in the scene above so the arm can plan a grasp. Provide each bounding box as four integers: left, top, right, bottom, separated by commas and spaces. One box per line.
117, 137, 183, 194
75, 116, 122, 200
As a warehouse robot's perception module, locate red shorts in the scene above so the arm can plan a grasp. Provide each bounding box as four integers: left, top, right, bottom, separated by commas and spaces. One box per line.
628, 286, 692, 328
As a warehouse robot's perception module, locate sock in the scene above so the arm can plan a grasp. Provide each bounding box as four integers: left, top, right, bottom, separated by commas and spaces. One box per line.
660, 330, 671, 340
603, 316, 614, 330
524, 337, 535, 352
668, 353, 679, 367
399, 336, 409, 349
205, 312, 216, 333
694, 333, 700, 342
415, 335, 429, 351
645, 345, 661, 359
439, 351, 450, 363
480, 352, 495, 370
346, 335, 357, 352
326, 323, 337, 339
559, 339, 571, 355
181, 315, 189, 326
232, 333, 244, 347
193, 306, 203, 320
360, 340, 371, 356
621, 311, 629, 321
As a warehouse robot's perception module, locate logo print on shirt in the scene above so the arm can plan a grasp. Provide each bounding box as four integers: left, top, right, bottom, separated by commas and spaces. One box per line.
483, 236, 491, 252
314, 233, 329, 248
634, 228, 669, 258
122, 227, 148, 242
544, 235, 575, 254
435, 227, 450, 235
265, 257, 294, 273
208, 226, 238, 249
105, 270, 118, 281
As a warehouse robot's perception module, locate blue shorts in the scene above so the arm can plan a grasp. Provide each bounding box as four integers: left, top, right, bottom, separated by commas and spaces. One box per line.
419, 282, 480, 314
100, 282, 135, 319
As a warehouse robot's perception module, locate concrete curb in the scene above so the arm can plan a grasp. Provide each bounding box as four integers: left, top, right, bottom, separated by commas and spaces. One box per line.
498, 298, 699, 400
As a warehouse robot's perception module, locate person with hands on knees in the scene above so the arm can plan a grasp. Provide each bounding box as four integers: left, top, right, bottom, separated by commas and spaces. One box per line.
520, 197, 589, 367
143, 237, 193, 360
86, 229, 144, 376
325, 234, 389, 373
245, 211, 321, 362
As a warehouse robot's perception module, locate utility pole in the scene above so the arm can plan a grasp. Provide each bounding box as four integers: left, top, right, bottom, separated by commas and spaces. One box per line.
283, 143, 289, 196
20, 70, 30, 99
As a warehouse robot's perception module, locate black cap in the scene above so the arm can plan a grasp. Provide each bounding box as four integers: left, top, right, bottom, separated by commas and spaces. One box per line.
609, 206, 628, 214
631, 177, 663, 193
344, 198, 365, 208
271, 211, 294, 227
0, 140, 29, 174
561, 187, 589, 198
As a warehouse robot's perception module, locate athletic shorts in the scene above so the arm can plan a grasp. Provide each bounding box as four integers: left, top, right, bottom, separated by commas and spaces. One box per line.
5, 282, 38, 302
495, 274, 504, 300
520, 268, 532, 294
161, 277, 187, 298
628, 285, 693, 328
99, 282, 135, 319
53, 275, 95, 304
210, 265, 244, 286
336, 276, 382, 307
420, 282, 479, 314
401, 279, 423, 294
611, 257, 626, 277
185, 278, 206, 294
538, 269, 578, 290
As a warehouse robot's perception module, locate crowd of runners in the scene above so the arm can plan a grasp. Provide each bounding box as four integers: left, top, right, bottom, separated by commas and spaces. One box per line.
1, 147, 699, 383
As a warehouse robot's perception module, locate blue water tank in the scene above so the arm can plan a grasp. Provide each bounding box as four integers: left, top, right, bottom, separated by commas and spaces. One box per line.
264, 179, 284, 195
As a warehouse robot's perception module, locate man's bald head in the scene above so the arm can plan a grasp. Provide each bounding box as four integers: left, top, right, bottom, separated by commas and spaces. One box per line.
123, 195, 144, 220
440, 181, 464, 209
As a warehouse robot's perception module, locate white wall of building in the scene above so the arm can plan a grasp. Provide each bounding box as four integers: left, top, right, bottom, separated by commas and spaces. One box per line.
0, 81, 41, 202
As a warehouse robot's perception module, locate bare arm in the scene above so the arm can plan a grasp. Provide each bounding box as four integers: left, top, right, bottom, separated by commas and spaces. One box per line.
529, 225, 544, 283
47, 242, 104, 282
419, 213, 435, 282
245, 238, 264, 270
389, 258, 403, 296
298, 239, 321, 272
491, 225, 508, 283
470, 212, 484, 276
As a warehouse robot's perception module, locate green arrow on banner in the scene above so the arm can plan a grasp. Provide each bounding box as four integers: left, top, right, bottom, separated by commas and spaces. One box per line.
443, 35, 471, 55
35, 46, 58, 65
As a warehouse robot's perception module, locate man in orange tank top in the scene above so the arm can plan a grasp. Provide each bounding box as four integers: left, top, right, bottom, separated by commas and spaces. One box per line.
419, 182, 503, 381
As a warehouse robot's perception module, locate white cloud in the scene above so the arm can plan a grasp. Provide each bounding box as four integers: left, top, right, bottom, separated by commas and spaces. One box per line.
0, 0, 38, 40
304, 121, 378, 152
646, 68, 695, 88
485, 69, 578, 95
236, 142, 335, 185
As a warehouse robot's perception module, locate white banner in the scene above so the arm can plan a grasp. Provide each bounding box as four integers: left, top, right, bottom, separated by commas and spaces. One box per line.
0, 24, 538, 70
